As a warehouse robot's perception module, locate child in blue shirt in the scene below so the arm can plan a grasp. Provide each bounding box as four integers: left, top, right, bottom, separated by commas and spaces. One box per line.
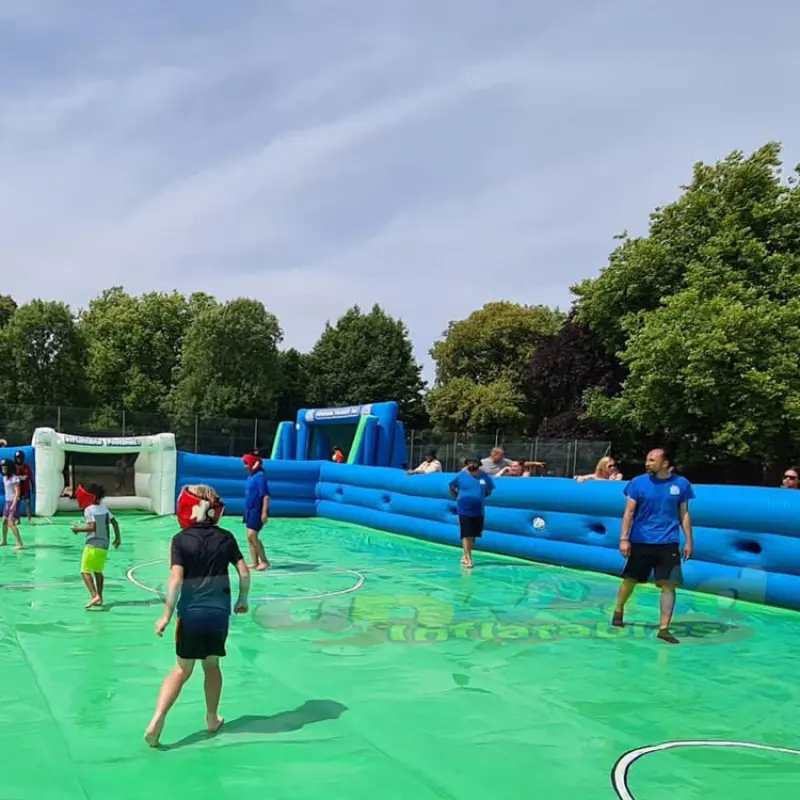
242, 452, 270, 570
449, 454, 494, 569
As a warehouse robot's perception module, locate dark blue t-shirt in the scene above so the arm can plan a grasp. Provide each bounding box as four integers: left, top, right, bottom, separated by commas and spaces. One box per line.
449, 471, 495, 517
624, 473, 695, 545
245, 470, 269, 513
171, 525, 244, 630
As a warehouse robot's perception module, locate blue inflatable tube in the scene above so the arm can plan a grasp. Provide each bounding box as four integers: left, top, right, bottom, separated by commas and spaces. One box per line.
172, 453, 800, 612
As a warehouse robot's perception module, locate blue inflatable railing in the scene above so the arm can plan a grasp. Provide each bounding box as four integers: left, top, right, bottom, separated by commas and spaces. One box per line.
173, 455, 800, 612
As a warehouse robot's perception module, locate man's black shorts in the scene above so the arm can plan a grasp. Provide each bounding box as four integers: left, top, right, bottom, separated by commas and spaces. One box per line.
459, 515, 484, 539
623, 542, 683, 585
175, 618, 229, 660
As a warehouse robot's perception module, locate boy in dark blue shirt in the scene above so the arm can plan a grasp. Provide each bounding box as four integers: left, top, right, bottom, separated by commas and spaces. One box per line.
613, 448, 695, 644
242, 453, 271, 570
449, 454, 495, 569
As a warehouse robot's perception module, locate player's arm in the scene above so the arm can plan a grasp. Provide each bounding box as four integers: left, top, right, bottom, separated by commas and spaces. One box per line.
484, 475, 495, 498
11, 480, 20, 509
619, 497, 637, 551
679, 501, 693, 558
157, 539, 185, 633
230, 537, 251, 611
261, 489, 270, 523
110, 516, 121, 548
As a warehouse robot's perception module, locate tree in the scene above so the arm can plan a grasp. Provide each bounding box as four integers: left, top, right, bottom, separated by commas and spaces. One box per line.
304, 305, 426, 419
0, 295, 17, 328
3, 300, 87, 406
167, 298, 283, 420
80, 287, 192, 413
427, 301, 563, 431
430, 301, 563, 389
275, 348, 308, 421
426, 377, 524, 433
525, 314, 625, 437
575, 143, 800, 468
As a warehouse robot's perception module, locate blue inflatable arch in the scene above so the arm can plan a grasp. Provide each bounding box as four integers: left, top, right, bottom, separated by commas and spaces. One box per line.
270, 401, 407, 468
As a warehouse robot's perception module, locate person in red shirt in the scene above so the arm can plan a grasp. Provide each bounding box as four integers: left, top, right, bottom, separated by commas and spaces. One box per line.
14, 451, 33, 525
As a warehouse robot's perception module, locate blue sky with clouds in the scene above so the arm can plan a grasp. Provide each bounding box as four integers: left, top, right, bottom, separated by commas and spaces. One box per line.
2, 1, 799, 382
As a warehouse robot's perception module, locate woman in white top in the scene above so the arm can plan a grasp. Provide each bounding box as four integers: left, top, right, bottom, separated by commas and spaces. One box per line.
407, 449, 443, 475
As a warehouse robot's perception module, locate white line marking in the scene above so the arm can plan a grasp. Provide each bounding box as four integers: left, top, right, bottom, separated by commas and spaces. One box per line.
611, 740, 800, 799
126, 559, 366, 603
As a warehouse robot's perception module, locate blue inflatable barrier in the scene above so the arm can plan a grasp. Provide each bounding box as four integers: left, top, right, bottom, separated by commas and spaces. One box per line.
170, 456, 800, 612
176, 451, 318, 518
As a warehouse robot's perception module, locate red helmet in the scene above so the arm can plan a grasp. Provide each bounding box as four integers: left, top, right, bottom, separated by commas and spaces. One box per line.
176, 486, 225, 529
242, 453, 262, 472
75, 484, 96, 510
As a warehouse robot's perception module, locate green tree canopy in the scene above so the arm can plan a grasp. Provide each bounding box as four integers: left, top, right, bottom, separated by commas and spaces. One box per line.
4, 300, 87, 406
304, 304, 426, 420
167, 298, 283, 420
427, 301, 563, 431
80, 287, 192, 413
576, 142, 800, 468
426, 376, 524, 433
275, 348, 308, 421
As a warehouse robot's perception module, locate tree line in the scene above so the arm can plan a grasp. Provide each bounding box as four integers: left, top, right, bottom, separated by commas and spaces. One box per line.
1, 142, 798, 478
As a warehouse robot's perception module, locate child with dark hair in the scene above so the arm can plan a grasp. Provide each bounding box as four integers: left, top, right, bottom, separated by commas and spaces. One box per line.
14, 450, 34, 524
0, 459, 24, 549
72, 484, 121, 609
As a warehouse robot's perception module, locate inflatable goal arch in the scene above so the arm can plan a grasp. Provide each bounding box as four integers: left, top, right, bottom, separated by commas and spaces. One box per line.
32, 427, 177, 517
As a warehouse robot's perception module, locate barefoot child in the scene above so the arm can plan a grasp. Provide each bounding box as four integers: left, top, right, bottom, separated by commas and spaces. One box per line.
448, 454, 494, 569
14, 450, 34, 525
242, 452, 270, 570
145, 484, 250, 747
73, 484, 121, 608
0, 458, 24, 549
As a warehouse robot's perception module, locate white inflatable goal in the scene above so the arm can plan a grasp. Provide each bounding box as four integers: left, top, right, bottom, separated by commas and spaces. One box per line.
32, 427, 177, 517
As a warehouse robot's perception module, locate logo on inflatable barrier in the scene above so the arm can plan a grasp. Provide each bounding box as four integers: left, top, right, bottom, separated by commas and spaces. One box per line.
361, 404, 373, 415
532, 517, 545, 531
62, 435, 143, 448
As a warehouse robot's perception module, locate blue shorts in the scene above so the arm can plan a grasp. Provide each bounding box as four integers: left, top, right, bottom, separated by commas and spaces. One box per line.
244, 511, 263, 533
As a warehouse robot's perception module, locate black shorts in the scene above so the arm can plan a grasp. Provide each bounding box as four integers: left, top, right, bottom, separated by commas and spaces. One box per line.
175, 618, 228, 660
459, 515, 484, 539
623, 543, 683, 585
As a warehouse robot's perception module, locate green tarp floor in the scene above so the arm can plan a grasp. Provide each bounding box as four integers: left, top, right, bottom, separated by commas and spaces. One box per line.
1, 514, 798, 799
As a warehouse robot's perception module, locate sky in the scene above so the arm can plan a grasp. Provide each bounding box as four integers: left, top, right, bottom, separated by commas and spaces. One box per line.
2, 0, 800, 384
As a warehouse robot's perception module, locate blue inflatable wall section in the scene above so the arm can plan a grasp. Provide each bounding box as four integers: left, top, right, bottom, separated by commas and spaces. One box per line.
174, 455, 800, 612
176, 452, 318, 518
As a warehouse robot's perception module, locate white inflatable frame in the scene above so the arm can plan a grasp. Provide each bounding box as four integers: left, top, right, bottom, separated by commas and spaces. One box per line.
32, 427, 177, 517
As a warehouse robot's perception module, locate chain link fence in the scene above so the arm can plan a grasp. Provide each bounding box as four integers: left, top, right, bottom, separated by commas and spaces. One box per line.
0, 405, 610, 474
406, 429, 611, 476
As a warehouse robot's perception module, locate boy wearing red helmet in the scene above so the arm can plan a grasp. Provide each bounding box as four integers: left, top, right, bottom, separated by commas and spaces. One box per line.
144, 484, 251, 747
242, 451, 270, 570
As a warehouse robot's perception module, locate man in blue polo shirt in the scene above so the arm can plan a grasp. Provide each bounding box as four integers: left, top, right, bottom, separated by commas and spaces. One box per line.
612, 448, 694, 644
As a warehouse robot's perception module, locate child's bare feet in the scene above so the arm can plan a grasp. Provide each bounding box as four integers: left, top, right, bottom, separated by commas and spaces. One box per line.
255, 563, 269, 571
206, 714, 224, 734
144, 715, 165, 747
11, 544, 24, 551
85, 596, 102, 609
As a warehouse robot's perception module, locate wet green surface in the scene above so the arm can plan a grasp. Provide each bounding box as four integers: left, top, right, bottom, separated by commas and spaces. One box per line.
1, 513, 799, 798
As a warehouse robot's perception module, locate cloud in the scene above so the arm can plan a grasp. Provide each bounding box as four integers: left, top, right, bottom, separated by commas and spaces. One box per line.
1, 0, 800, 385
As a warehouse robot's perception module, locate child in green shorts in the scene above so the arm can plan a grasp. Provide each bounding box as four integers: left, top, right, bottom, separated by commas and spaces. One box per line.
73, 483, 121, 609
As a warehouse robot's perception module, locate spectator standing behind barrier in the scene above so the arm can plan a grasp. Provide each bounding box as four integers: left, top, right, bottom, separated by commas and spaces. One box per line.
612, 448, 694, 645
332, 447, 345, 463
407, 448, 442, 475
481, 447, 511, 476
781, 467, 799, 488
575, 456, 622, 483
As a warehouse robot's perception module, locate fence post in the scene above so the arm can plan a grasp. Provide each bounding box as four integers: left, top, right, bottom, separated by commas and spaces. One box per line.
57, 406, 62, 431
453, 431, 459, 472
253, 418, 259, 450
533, 437, 539, 462
573, 439, 579, 476
494, 428, 500, 447
122, 409, 126, 436
194, 415, 199, 453
409, 428, 415, 465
